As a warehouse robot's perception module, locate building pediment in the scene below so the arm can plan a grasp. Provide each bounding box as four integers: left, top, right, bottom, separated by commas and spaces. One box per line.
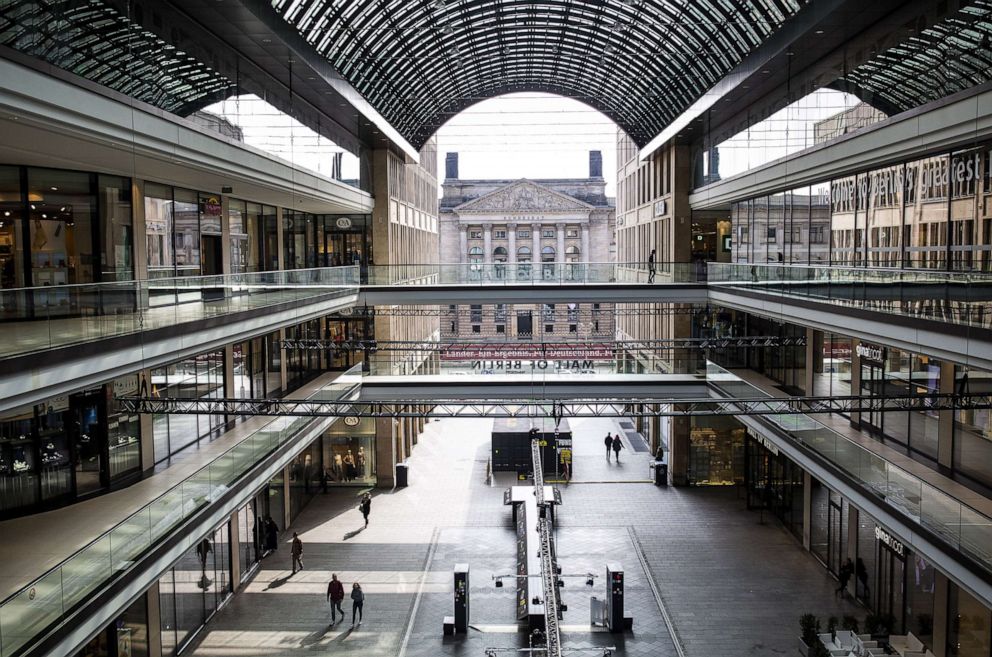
453, 180, 594, 214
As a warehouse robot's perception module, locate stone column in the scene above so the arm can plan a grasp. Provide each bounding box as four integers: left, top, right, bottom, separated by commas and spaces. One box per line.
508, 224, 517, 263
581, 225, 590, 263
532, 223, 541, 263
483, 223, 493, 264
556, 222, 566, 263
459, 226, 468, 263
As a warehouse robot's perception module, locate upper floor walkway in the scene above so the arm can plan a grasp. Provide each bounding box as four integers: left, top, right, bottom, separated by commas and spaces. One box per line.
3, 261, 991, 410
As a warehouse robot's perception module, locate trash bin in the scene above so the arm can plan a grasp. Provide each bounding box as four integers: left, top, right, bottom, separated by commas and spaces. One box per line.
395, 461, 409, 488
650, 461, 668, 487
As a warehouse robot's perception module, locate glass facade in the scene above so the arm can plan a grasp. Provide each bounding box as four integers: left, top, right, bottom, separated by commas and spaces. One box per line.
152, 350, 226, 463
744, 434, 804, 540
948, 581, 992, 657
159, 522, 232, 656
953, 365, 992, 490
74, 593, 148, 657
731, 142, 992, 271
0, 376, 141, 518
687, 414, 744, 486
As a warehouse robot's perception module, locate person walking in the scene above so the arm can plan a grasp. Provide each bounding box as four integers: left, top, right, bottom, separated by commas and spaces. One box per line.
836, 558, 854, 596
359, 493, 372, 527
647, 248, 657, 283
351, 582, 365, 627
264, 517, 279, 555
291, 532, 304, 574
327, 573, 345, 624
856, 557, 870, 599
604, 432, 613, 459
612, 435, 625, 463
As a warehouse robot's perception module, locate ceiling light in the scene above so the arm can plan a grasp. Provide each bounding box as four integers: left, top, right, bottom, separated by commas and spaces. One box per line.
50, 186, 58, 191
815, 29, 824, 34
3, 211, 9, 216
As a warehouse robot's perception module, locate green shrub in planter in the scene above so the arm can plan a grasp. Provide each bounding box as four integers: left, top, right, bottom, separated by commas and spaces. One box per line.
841, 615, 860, 634
800, 613, 820, 647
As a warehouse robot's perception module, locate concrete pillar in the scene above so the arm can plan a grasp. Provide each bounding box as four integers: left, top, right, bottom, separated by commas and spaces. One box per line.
581, 225, 590, 263
375, 414, 396, 488
483, 223, 492, 264
532, 223, 541, 265
459, 226, 467, 265
938, 360, 955, 470
221, 195, 232, 276
669, 414, 690, 485
282, 465, 292, 529
932, 571, 949, 657
846, 504, 859, 596
146, 581, 162, 657
850, 339, 862, 427
275, 207, 286, 271
279, 328, 288, 392
139, 367, 155, 471
556, 222, 565, 263
229, 508, 242, 588
803, 471, 812, 550
804, 327, 817, 395
508, 224, 517, 263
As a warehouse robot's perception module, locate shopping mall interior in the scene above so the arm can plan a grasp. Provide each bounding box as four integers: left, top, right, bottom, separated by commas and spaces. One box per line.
1, 1, 992, 656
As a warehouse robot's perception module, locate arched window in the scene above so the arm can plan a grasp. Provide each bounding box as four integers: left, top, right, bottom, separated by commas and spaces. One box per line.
493, 246, 508, 262
468, 246, 483, 260
541, 246, 556, 262
565, 245, 580, 262
517, 246, 531, 262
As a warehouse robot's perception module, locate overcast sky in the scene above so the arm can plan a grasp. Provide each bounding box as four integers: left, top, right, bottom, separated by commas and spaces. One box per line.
433, 93, 619, 197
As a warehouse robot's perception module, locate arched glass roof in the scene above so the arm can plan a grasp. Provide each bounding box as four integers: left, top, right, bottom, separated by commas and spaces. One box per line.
836, 0, 992, 115
0, 1, 235, 116
272, 0, 804, 148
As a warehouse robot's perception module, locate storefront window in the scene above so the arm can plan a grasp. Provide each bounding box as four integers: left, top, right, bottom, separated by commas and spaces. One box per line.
159, 522, 232, 656
857, 513, 877, 606
953, 365, 992, 488
810, 478, 829, 565
74, 591, 147, 657
229, 199, 248, 274
687, 414, 744, 485
289, 437, 323, 521
947, 581, 992, 657
0, 166, 25, 290
323, 418, 376, 486
0, 407, 39, 513
26, 168, 95, 291
108, 375, 141, 479
152, 350, 226, 463
97, 175, 133, 282
144, 183, 174, 280
173, 188, 199, 277
906, 554, 935, 650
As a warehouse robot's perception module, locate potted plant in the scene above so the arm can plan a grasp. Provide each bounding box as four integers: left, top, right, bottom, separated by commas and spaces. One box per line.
799, 613, 820, 656
827, 616, 839, 642
841, 615, 860, 634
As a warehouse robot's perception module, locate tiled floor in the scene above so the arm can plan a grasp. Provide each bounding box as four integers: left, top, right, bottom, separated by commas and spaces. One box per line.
186, 416, 860, 657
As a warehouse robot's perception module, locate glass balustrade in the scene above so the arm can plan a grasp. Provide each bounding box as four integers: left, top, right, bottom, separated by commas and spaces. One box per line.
708, 263, 992, 329
363, 262, 705, 285
0, 267, 360, 360
0, 366, 362, 657
706, 361, 992, 579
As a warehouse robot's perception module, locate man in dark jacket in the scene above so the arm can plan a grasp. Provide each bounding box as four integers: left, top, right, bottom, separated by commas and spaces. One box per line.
327, 573, 345, 624
604, 433, 613, 459
291, 532, 304, 574
360, 493, 372, 527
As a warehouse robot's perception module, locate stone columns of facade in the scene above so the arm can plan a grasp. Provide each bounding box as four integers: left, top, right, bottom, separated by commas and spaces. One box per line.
483, 223, 493, 264
459, 226, 468, 264
556, 222, 566, 263
581, 225, 590, 263
532, 223, 541, 264
508, 224, 517, 263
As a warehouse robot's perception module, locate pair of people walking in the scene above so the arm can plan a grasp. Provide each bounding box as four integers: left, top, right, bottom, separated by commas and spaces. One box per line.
327, 574, 365, 627
604, 433, 625, 463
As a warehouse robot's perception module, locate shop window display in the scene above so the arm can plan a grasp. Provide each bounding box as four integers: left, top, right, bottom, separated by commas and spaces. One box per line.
953, 365, 992, 489
687, 414, 744, 486
323, 418, 375, 486
947, 582, 992, 656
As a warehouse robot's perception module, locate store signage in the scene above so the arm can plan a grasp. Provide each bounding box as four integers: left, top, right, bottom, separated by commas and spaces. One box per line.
856, 343, 884, 363
470, 359, 597, 371
443, 345, 613, 361
875, 526, 905, 557
556, 438, 573, 448
653, 199, 668, 217
344, 416, 360, 426
200, 195, 222, 216
336, 217, 353, 229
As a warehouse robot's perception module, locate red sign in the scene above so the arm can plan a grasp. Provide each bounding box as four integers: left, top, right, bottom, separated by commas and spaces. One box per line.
441, 344, 614, 361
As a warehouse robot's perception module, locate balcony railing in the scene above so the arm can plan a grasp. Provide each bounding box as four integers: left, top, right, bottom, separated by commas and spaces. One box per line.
0, 366, 362, 657
0, 267, 360, 360
707, 362, 992, 579
708, 263, 992, 329
364, 262, 706, 285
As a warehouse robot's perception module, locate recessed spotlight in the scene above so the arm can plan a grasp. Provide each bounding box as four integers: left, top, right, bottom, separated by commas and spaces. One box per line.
3, 211, 9, 216
815, 29, 824, 34
50, 186, 58, 191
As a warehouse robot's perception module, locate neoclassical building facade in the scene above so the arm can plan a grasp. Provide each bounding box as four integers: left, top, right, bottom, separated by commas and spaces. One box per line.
439, 152, 616, 341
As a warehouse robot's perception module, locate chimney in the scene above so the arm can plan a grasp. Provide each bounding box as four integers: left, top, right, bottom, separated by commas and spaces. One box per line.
589, 150, 603, 178
445, 152, 459, 180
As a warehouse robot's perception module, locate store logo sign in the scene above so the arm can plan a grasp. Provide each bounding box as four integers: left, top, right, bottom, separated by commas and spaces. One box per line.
856, 343, 883, 362
336, 217, 353, 229
653, 199, 667, 217
875, 526, 905, 557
